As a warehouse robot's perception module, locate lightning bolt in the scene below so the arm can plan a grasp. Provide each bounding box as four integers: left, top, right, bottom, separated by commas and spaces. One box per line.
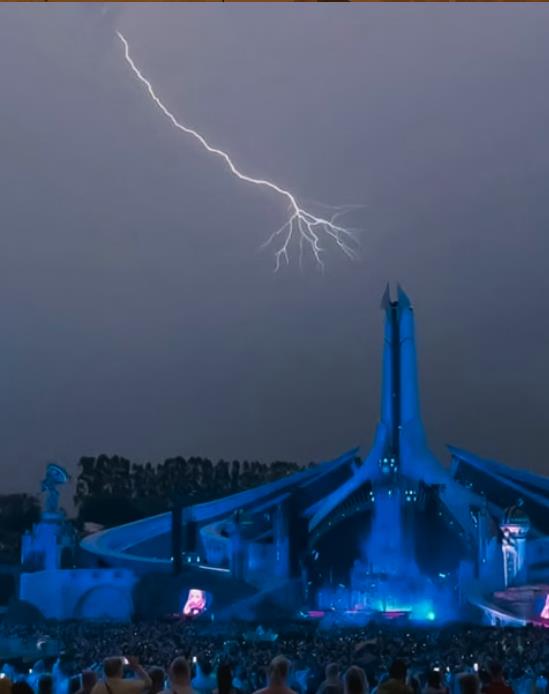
117, 31, 359, 271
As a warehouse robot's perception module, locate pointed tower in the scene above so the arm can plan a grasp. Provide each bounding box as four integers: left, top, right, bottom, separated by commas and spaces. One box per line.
377, 284, 445, 483
309, 285, 450, 537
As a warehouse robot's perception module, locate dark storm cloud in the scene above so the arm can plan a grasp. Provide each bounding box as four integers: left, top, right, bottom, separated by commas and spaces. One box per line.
0, 3, 548, 497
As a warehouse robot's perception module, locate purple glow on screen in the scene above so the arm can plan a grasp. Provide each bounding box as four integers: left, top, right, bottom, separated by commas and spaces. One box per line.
541, 594, 549, 620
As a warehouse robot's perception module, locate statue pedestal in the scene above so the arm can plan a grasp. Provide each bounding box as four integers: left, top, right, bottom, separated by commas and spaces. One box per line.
40, 511, 65, 524
21, 462, 73, 572
21, 512, 73, 572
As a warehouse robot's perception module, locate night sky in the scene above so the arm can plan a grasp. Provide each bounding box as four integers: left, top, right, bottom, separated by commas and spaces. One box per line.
1, 3, 548, 496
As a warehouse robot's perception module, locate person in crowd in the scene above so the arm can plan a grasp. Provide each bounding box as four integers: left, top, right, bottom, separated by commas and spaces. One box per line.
29, 661, 47, 693
232, 666, 249, 694
459, 675, 481, 694
162, 657, 195, 694
52, 656, 71, 694
148, 669, 166, 694
289, 661, 309, 694
69, 677, 83, 694
514, 668, 534, 694
214, 663, 239, 694
344, 667, 369, 694
352, 644, 379, 688
12, 684, 34, 694
0, 676, 12, 694
92, 657, 152, 694
38, 675, 54, 694
408, 677, 420, 694
483, 664, 514, 694
425, 671, 447, 694
193, 659, 217, 694
534, 671, 548, 694
318, 664, 343, 694
76, 672, 98, 694
377, 661, 411, 694
253, 656, 297, 694
1, 667, 15, 684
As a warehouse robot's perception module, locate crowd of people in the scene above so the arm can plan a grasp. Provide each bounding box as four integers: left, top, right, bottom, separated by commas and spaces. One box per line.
0, 621, 547, 694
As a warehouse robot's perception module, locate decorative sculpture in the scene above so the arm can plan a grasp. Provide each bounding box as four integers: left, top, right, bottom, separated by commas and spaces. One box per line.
41, 463, 70, 514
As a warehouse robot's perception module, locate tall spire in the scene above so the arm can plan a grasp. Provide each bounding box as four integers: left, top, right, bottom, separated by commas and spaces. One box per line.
380, 282, 391, 312
309, 284, 452, 535
379, 284, 397, 445
379, 284, 424, 468
396, 285, 421, 427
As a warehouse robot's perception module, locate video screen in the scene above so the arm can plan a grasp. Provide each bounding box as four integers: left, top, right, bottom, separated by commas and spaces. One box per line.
182, 588, 208, 618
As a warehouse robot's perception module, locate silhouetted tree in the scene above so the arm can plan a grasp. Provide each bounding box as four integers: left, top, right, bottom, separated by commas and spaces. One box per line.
74, 453, 312, 527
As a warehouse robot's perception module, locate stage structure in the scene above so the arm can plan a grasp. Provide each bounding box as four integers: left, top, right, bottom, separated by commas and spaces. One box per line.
23, 286, 549, 623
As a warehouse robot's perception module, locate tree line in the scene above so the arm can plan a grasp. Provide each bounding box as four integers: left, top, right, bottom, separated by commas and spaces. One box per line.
75, 454, 314, 527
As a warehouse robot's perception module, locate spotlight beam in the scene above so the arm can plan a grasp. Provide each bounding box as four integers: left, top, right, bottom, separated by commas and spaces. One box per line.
116, 31, 359, 271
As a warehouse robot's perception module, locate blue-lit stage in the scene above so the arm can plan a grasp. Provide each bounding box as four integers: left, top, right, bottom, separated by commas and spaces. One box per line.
19, 286, 549, 624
